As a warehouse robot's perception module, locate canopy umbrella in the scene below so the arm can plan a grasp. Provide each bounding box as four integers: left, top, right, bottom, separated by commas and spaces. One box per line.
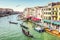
31, 17, 41, 21
26, 16, 32, 19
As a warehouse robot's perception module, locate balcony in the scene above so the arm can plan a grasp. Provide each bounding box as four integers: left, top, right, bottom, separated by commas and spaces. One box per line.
52, 15, 57, 17
52, 9, 58, 12
52, 12, 57, 17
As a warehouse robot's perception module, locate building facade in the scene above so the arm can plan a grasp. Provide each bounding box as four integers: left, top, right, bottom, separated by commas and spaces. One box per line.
23, 2, 60, 32
52, 5, 60, 20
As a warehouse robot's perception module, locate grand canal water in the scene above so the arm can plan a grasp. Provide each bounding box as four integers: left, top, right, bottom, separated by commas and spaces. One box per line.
0, 14, 60, 40
0, 14, 23, 40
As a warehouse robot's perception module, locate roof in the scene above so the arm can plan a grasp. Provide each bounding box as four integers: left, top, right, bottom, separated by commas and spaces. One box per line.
43, 19, 51, 23
52, 5, 60, 8
48, 2, 60, 6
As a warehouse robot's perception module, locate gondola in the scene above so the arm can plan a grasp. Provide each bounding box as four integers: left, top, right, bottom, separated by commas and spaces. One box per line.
9, 21, 18, 24
20, 24, 28, 29
22, 28, 33, 38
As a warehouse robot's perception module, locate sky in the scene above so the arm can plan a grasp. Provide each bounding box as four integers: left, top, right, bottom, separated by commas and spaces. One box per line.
0, 0, 60, 12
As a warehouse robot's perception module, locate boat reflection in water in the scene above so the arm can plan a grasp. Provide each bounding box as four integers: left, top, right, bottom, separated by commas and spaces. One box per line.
20, 24, 28, 29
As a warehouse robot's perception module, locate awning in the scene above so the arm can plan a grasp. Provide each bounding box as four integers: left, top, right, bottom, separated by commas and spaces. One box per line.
53, 21, 60, 25
43, 19, 51, 23
31, 17, 41, 21
43, 19, 60, 25
26, 16, 32, 19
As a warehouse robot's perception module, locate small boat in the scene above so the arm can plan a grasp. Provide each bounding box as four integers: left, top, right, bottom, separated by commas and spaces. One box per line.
22, 28, 33, 38
20, 24, 28, 29
9, 21, 18, 24
34, 27, 45, 33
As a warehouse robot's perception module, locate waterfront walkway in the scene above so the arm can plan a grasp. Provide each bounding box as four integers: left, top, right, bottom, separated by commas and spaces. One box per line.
45, 28, 60, 37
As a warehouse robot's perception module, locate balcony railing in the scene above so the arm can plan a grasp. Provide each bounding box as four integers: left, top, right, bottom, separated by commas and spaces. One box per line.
52, 15, 57, 17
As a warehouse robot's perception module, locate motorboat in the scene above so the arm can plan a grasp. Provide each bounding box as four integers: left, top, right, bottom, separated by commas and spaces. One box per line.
34, 27, 45, 32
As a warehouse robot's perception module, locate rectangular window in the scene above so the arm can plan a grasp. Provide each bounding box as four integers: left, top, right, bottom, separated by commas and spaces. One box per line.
49, 12, 51, 14
52, 12, 54, 15
46, 12, 47, 14
59, 18, 60, 20
59, 8, 60, 10
46, 17, 47, 19
44, 12, 45, 14
48, 8, 51, 10
49, 17, 51, 20
54, 12, 57, 15
59, 12, 60, 15
44, 9, 45, 10
42, 9, 43, 10
53, 8, 54, 10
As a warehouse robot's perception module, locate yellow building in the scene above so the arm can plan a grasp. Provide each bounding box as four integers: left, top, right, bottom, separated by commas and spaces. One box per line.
52, 5, 60, 21
43, 2, 60, 21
